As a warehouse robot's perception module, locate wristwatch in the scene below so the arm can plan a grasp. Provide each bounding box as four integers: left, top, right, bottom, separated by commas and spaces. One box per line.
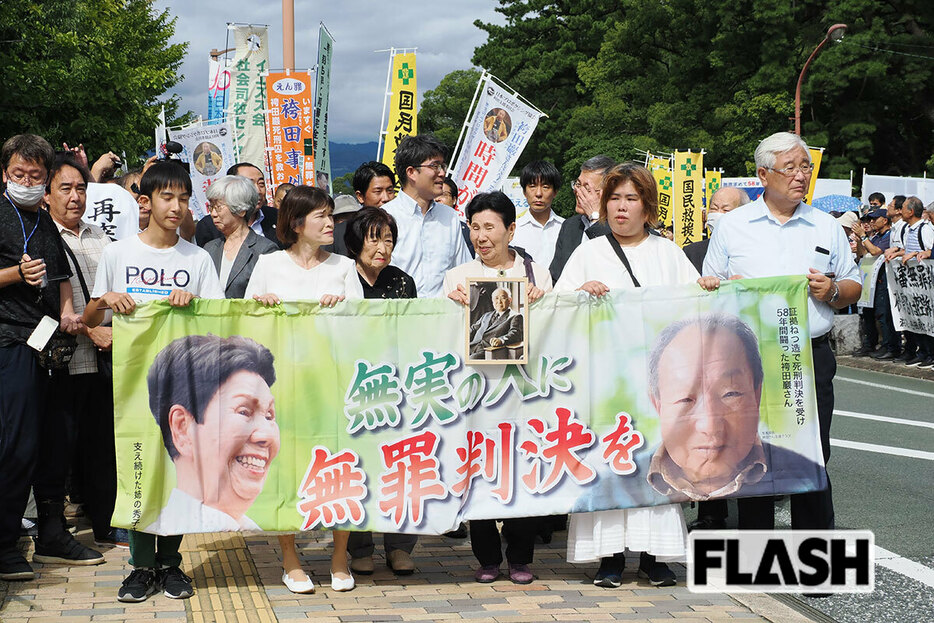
828, 281, 840, 305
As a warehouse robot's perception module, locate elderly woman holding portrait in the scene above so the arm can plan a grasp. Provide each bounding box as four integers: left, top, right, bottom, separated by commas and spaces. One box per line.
203, 175, 278, 298
245, 186, 361, 593
442, 191, 552, 585
555, 163, 698, 589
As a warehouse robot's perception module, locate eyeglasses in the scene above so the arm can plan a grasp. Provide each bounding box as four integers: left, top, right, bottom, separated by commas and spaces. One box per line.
765, 163, 815, 177
5, 170, 47, 186
414, 162, 447, 173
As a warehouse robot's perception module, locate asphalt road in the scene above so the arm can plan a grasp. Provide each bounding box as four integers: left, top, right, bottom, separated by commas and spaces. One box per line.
685, 364, 934, 622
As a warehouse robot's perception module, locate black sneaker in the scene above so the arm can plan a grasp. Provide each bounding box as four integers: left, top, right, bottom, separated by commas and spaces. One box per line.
905, 355, 924, 367
0, 548, 35, 581
852, 347, 872, 357
593, 555, 624, 588
872, 350, 898, 361
32, 533, 105, 566
159, 566, 194, 599
637, 552, 676, 587
117, 568, 158, 602
94, 528, 129, 549
917, 357, 934, 369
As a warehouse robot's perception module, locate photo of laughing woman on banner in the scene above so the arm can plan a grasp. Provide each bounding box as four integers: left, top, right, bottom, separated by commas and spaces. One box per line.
144, 335, 280, 534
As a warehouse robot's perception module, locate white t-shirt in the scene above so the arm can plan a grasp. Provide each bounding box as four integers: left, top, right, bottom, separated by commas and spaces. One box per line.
91, 235, 224, 301
555, 233, 699, 292
244, 250, 364, 301
83, 182, 140, 242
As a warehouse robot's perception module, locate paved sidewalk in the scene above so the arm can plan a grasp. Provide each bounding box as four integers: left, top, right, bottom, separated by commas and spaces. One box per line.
0, 519, 772, 623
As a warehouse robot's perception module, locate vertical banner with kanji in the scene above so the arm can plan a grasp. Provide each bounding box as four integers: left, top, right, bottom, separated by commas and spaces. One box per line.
672, 150, 704, 247
208, 57, 231, 125
313, 24, 334, 192
649, 157, 673, 228
168, 123, 236, 221
380, 52, 417, 174
265, 72, 315, 191
805, 147, 824, 205
111, 277, 827, 535
886, 260, 934, 337
449, 75, 541, 218
705, 169, 721, 210
230, 25, 269, 171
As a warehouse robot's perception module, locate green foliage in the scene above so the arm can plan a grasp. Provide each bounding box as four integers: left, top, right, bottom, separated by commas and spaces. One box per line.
419, 69, 484, 153
0, 0, 190, 164
332, 171, 354, 197
425, 0, 932, 199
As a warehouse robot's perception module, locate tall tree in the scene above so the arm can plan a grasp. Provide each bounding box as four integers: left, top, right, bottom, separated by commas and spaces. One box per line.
0, 0, 189, 161
419, 69, 483, 154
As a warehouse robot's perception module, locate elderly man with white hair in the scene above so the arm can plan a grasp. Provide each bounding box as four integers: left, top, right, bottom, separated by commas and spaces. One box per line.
698, 132, 861, 539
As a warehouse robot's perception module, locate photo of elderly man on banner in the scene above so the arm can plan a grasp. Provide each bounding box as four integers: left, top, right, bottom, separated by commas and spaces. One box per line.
111, 276, 827, 536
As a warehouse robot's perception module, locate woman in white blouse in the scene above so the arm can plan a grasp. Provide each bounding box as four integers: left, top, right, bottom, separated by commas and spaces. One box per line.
555, 163, 698, 588
245, 186, 361, 593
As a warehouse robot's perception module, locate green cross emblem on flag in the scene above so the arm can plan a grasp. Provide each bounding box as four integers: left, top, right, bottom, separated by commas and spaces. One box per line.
398, 63, 414, 85
660, 176, 672, 191
680, 158, 697, 176
707, 179, 719, 193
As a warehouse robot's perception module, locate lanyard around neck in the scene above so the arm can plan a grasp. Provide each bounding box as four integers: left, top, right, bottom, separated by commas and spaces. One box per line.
4, 190, 40, 255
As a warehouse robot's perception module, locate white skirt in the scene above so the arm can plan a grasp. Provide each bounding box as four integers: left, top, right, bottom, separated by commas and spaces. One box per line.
567, 504, 687, 563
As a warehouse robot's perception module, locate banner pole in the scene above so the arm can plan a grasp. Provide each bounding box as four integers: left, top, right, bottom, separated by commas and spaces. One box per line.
449, 70, 487, 176
376, 47, 395, 161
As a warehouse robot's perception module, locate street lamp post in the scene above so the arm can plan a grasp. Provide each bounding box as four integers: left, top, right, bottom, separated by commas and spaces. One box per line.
794, 23, 847, 135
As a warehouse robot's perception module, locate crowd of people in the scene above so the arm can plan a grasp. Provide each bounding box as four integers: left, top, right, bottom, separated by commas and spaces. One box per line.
1, 129, 876, 602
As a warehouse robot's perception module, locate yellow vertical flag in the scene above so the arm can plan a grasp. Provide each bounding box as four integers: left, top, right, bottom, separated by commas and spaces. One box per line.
805, 146, 824, 205
649, 160, 673, 228
380, 53, 417, 172
672, 151, 704, 247
705, 169, 722, 210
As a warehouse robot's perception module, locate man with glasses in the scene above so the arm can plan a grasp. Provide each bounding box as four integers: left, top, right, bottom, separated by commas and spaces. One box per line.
381, 135, 471, 298
699, 132, 861, 539
1, 135, 94, 581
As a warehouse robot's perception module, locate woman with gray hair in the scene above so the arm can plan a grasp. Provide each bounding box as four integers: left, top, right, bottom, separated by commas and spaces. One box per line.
203, 175, 278, 298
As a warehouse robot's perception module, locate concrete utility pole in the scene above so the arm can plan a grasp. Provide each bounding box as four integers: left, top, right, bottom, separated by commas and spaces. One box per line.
282, 0, 295, 70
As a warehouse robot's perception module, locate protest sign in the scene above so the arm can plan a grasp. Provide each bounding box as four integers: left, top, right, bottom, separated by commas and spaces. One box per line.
501, 177, 529, 218
380, 52, 417, 175
805, 147, 824, 206
84, 183, 139, 241
649, 157, 673, 228
450, 76, 541, 218
229, 25, 269, 171
856, 255, 882, 309
313, 24, 334, 192
208, 57, 231, 124
672, 151, 704, 246
886, 259, 934, 336
264, 72, 314, 190
112, 277, 826, 535
169, 122, 236, 221
705, 169, 721, 210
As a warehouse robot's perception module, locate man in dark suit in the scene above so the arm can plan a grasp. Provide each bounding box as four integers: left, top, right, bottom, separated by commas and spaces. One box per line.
548, 155, 614, 281
469, 287, 523, 358
682, 186, 749, 274
195, 163, 280, 248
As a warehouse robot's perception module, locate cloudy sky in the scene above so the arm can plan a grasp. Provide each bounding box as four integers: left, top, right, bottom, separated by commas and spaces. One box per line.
154, 0, 503, 144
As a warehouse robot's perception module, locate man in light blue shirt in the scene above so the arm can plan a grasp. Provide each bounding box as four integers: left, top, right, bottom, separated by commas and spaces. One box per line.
381, 135, 471, 297
700, 131, 861, 536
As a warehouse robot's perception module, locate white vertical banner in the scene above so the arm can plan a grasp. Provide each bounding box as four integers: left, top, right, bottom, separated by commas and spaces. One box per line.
168, 122, 236, 221
449, 75, 541, 218
229, 25, 269, 171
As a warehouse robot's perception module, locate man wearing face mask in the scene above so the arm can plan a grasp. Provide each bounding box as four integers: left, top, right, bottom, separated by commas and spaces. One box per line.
682, 186, 750, 274
1, 135, 92, 581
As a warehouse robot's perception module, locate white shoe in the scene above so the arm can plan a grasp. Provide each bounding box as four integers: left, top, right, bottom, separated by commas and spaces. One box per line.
330, 570, 355, 592
282, 570, 315, 594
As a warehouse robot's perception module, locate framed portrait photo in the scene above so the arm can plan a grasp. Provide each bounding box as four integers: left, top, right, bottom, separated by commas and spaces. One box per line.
465, 277, 529, 365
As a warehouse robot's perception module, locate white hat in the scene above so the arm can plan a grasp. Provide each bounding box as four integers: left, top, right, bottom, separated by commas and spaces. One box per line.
835, 211, 859, 230
333, 194, 362, 216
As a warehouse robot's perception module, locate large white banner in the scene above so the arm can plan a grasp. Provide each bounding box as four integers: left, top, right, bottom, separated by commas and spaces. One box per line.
886, 259, 934, 337
862, 173, 934, 205
450, 76, 540, 218
169, 123, 236, 221
229, 25, 269, 170
83, 183, 139, 242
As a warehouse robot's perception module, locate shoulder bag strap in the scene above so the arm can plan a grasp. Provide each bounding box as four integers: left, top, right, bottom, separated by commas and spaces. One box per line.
604, 233, 641, 288
62, 242, 91, 303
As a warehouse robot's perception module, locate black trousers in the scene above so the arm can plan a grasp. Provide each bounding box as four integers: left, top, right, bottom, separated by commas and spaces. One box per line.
470, 517, 539, 566
0, 345, 55, 551
738, 337, 835, 530
62, 372, 117, 537
859, 307, 878, 350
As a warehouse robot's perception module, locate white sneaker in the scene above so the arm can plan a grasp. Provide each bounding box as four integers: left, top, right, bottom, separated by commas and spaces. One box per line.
282, 570, 315, 594
330, 570, 355, 592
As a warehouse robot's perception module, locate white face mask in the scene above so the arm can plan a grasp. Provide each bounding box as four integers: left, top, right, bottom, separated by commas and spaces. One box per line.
706, 211, 723, 232
5, 180, 46, 207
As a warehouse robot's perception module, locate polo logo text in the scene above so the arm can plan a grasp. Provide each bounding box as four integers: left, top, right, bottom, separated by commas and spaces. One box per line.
688, 530, 874, 593
126, 267, 191, 288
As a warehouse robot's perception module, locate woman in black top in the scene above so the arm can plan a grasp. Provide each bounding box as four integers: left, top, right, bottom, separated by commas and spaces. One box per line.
344, 207, 416, 299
